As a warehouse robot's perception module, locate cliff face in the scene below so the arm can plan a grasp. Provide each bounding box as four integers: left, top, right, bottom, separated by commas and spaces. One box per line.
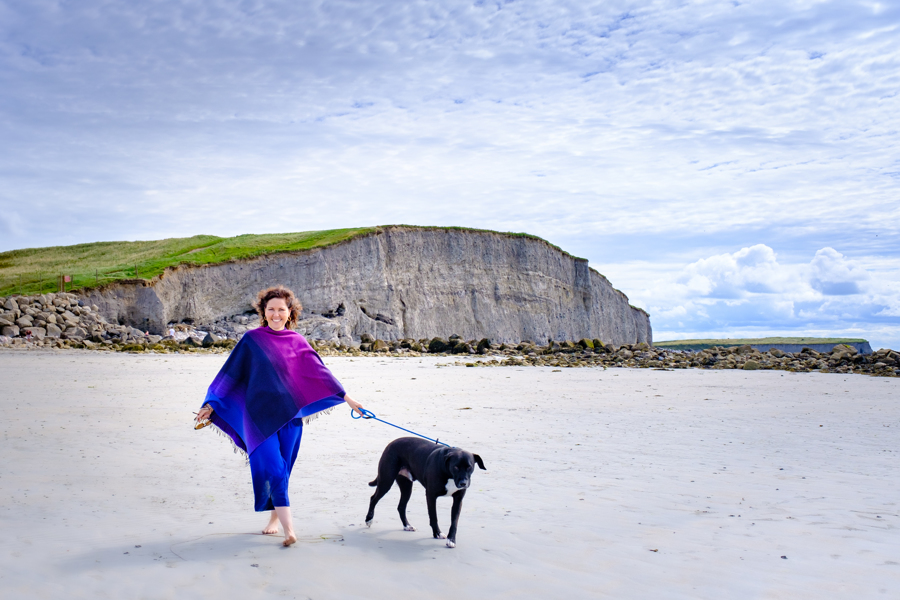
82, 227, 651, 345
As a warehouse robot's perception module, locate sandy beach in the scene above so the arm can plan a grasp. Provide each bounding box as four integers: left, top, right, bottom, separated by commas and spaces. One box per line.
1, 350, 898, 599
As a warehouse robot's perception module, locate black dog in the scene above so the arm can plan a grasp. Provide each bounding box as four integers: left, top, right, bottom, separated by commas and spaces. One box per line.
365, 437, 486, 548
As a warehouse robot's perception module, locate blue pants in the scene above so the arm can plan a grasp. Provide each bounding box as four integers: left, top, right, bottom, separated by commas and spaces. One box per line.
249, 419, 303, 512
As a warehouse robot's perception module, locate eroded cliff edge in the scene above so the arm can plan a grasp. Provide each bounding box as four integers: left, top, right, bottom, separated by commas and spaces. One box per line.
81, 227, 651, 345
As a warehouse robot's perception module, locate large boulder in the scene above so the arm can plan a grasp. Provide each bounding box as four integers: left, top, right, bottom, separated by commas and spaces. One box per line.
832, 344, 858, 357
1, 325, 19, 337
428, 337, 450, 353
65, 327, 88, 340
3, 297, 17, 311
451, 341, 473, 354
202, 332, 220, 348
23, 326, 46, 340
46, 324, 62, 338
16, 315, 33, 328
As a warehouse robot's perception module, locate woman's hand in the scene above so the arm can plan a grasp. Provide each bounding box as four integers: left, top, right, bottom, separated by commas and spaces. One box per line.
344, 395, 365, 417
195, 406, 213, 422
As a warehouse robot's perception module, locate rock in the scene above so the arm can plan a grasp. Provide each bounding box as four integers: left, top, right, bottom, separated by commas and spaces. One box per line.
449, 334, 462, 342
83, 339, 97, 348
1, 325, 19, 337
618, 349, 634, 360
476, 338, 492, 354
578, 338, 595, 349
359, 343, 372, 351
3, 298, 17, 311
742, 360, 760, 370
428, 337, 449, 353
16, 315, 33, 328
65, 327, 88, 340
372, 339, 389, 352
46, 324, 62, 338
181, 336, 201, 347
0, 316, 13, 327
360, 333, 375, 343
832, 344, 858, 356
736, 345, 753, 355
451, 342, 473, 354
148, 335, 163, 344
202, 332, 220, 348
768, 348, 785, 358
129, 327, 146, 338
23, 326, 47, 340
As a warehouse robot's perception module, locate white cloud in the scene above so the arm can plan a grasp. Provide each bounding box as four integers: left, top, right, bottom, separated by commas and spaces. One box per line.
614, 244, 900, 349
809, 247, 869, 296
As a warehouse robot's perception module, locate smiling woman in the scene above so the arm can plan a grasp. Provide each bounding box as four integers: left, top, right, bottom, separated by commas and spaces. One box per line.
193, 285, 364, 546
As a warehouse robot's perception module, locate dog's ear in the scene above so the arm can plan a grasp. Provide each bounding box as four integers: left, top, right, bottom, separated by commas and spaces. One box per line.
473, 454, 486, 470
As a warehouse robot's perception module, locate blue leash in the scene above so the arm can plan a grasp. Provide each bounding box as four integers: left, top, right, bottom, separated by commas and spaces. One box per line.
351, 408, 451, 448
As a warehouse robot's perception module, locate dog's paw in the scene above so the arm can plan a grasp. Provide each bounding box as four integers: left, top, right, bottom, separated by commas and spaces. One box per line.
446, 540, 456, 549
434, 533, 446, 539
365, 519, 373, 528
403, 524, 416, 532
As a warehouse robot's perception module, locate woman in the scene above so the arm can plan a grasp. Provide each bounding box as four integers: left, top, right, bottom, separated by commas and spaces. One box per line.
194, 286, 364, 546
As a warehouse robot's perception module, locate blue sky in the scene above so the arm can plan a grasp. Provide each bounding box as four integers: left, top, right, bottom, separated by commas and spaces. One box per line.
1, 0, 898, 348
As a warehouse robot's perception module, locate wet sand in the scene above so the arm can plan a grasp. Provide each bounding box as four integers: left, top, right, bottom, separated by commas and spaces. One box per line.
1, 350, 898, 599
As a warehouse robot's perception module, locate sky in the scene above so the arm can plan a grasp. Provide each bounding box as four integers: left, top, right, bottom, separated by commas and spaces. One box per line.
1, 0, 898, 348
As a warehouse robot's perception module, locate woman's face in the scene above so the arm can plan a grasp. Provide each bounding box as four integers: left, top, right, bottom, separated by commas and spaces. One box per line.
265, 297, 291, 331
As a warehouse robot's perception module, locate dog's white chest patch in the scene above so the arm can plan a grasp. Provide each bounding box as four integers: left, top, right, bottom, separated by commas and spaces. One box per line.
441, 478, 462, 497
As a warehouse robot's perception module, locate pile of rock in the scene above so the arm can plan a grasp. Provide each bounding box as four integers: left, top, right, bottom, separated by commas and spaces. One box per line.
450, 341, 899, 377
0, 294, 236, 353
310, 336, 898, 377
1, 293, 112, 345
2, 301, 896, 377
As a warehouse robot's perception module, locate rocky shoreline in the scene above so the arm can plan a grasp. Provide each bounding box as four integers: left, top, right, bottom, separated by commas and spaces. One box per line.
0, 293, 236, 352
1, 294, 896, 378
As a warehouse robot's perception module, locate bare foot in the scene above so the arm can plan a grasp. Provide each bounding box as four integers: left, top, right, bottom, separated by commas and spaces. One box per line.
262, 512, 279, 535
282, 533, 297, 547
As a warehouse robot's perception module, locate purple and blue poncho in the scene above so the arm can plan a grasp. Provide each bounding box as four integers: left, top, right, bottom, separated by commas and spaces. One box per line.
202, 327, 346, 457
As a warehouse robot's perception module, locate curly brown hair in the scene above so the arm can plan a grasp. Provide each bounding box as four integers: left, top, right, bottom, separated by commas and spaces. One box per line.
254, 286, 302, 330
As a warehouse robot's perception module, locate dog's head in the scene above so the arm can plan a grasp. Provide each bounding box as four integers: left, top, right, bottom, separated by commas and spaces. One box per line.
445, 448, 486, 490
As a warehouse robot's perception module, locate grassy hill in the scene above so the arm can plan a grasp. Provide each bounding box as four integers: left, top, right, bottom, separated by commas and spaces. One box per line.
0, 228, 376, 296
654, 337, 867, 350
0, 226, 561, 296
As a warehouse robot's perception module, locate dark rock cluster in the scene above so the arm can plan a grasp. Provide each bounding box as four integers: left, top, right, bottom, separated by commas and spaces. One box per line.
2, 303, 895, 378
312, 337, 898, 377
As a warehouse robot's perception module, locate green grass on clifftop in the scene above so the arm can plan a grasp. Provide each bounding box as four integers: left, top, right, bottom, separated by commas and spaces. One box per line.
0, 225, 566, 296
0, 228, 376, 296
655, 337, 867, 350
